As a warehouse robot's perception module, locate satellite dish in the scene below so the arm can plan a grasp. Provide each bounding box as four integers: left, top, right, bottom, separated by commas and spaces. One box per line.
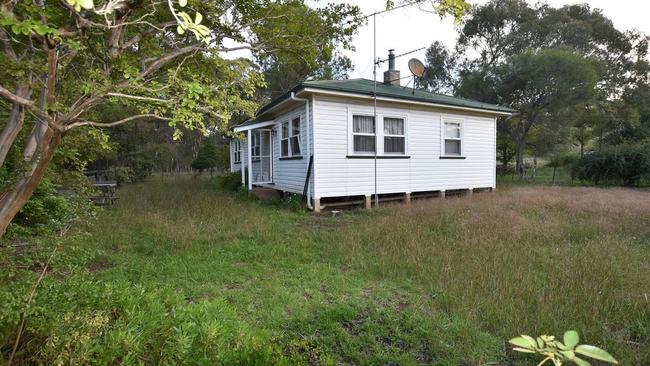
408, 58, 425, 78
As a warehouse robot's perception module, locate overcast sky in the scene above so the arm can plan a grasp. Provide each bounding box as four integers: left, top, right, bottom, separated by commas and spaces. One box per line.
323, 0, 650, 81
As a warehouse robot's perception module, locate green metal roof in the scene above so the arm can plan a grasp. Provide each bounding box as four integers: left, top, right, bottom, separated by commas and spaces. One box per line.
300, 79, 515, 113
236, 78, 514, 129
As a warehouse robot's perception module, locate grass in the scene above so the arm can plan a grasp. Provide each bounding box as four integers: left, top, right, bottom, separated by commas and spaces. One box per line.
2, 176, 650, 365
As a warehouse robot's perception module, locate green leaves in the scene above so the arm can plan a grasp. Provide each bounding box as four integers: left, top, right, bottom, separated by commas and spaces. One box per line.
0, 17, 58, 36
575, 345, 618, 364
510, 330, 617, 366
175, 11, 210, 42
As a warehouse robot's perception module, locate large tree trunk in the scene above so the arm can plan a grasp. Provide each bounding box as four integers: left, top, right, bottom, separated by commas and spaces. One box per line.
0, 129, 61, 236
0, 85, 31, 166
515, 139, 526, 180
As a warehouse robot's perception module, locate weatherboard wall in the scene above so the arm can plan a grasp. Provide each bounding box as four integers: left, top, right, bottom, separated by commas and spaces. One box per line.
311, 95, 497, 199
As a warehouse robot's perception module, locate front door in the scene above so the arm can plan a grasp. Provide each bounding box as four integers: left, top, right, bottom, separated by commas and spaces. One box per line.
252, 129, 273, 184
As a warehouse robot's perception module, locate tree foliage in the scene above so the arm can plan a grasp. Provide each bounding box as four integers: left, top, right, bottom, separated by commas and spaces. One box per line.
0, 0, 364, 235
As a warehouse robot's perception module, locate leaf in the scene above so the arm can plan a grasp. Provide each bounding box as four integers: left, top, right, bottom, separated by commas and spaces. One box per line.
559, 350, 575, 360
177, 25, 185, 35
564, 330, 579, 348
575, 345, 618, 364
78, 0, 94, 9
536, 337, 544, 349
512, 347, 536, 354
509, 336, 535, 349
195, 12, 203, 24
179, 0, 187, 7
573, 357, 592, 366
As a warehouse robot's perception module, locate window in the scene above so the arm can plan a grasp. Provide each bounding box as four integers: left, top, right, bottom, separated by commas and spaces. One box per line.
383, 117, 405, 154
232, 140, 241, 163
443, 121, 462, 156
352, 115, 375, 153
281, 117, 301, 157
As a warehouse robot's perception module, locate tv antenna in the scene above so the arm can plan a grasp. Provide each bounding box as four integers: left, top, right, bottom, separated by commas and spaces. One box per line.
370, 1, 427, 208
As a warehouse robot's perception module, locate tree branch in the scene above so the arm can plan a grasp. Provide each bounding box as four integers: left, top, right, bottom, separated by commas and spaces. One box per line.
0, 84, 57, 128
65, 113, 167, 130
106, 92, 170, 104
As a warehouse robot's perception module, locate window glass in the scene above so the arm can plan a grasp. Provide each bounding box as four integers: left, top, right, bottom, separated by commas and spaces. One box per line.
445, 123, 461, 138
384, 137, 405, 153
291, 117, 300, 136
384, 118, 404, 135
353, 115, 375, 133
354, 135, 375, 153
281, 140, 289, 157
281, 122, 289, 138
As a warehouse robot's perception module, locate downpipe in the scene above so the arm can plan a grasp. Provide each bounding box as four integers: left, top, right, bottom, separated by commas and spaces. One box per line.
290, 92, 313, 210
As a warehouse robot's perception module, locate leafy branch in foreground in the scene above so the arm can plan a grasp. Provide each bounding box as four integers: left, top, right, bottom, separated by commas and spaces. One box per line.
510, 330, 618, 366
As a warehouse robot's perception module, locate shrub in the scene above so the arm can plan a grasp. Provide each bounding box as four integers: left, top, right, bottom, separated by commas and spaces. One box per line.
106, 166, 136, 185
573, 144, 650, 186
217, 172, 244, 192
510, 330, 618, 366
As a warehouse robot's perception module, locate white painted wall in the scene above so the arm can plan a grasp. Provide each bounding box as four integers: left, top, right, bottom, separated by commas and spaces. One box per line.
312, 95, 497, 199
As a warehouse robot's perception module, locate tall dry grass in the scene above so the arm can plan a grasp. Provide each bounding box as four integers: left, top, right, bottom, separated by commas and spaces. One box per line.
338, 187, 650, 364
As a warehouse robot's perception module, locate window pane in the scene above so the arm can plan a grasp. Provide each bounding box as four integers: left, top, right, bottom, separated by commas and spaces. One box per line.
282, 122, 289, 138
384, 118, 404, 135
445, 140, 461, 155
292, 118, 300, 136
281, 140, 289, 156
384, 136, 405, 153
354, 135, 375, 153
291, 136, 301, 155
353, 115, 375, 133
445, 123, 460, 138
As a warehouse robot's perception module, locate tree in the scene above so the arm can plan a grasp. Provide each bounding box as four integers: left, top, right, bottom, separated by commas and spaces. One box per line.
419, 41, 455, 93
0, 0, 363, 236
191, 138, 218, 175
493, 49, 597, 178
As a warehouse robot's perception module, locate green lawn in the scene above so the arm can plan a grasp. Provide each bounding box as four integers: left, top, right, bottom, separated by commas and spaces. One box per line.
2, 177, 650, 365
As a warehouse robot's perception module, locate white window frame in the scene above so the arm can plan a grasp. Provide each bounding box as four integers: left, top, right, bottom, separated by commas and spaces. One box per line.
232, 140, 241, 164
382, 115, 408, 155
280, 115, 302, 158
347, 109, 409, 156
441, 117, 464, 157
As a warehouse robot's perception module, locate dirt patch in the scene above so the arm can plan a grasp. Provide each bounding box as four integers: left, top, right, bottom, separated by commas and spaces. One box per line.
87, 259, 113, 273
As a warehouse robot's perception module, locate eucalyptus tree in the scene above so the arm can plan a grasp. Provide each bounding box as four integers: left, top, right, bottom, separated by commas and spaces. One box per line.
493, 49, 598, 178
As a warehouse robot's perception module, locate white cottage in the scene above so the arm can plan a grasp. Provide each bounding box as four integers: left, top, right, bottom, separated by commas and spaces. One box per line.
231, 53, 514, 212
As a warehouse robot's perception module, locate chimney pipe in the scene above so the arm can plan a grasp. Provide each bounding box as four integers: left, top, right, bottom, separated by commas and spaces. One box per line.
384, 49, 400, 86
388, 49, 396, 70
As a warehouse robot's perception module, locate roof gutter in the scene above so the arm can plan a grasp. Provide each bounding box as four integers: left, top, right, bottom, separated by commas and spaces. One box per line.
302, 88, 514, 116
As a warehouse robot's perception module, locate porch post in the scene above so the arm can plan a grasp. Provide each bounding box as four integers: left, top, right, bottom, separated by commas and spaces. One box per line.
240, 141, 245, 186
247, 130, 253, 191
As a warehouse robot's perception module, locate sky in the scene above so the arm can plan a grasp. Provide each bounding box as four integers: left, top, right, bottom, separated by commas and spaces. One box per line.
322, 0, 650, 80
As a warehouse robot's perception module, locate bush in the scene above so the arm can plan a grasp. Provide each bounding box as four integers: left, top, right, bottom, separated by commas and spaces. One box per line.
106, 166, 136, 185
217, 172, 244, 192
573, 144, 650, 186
